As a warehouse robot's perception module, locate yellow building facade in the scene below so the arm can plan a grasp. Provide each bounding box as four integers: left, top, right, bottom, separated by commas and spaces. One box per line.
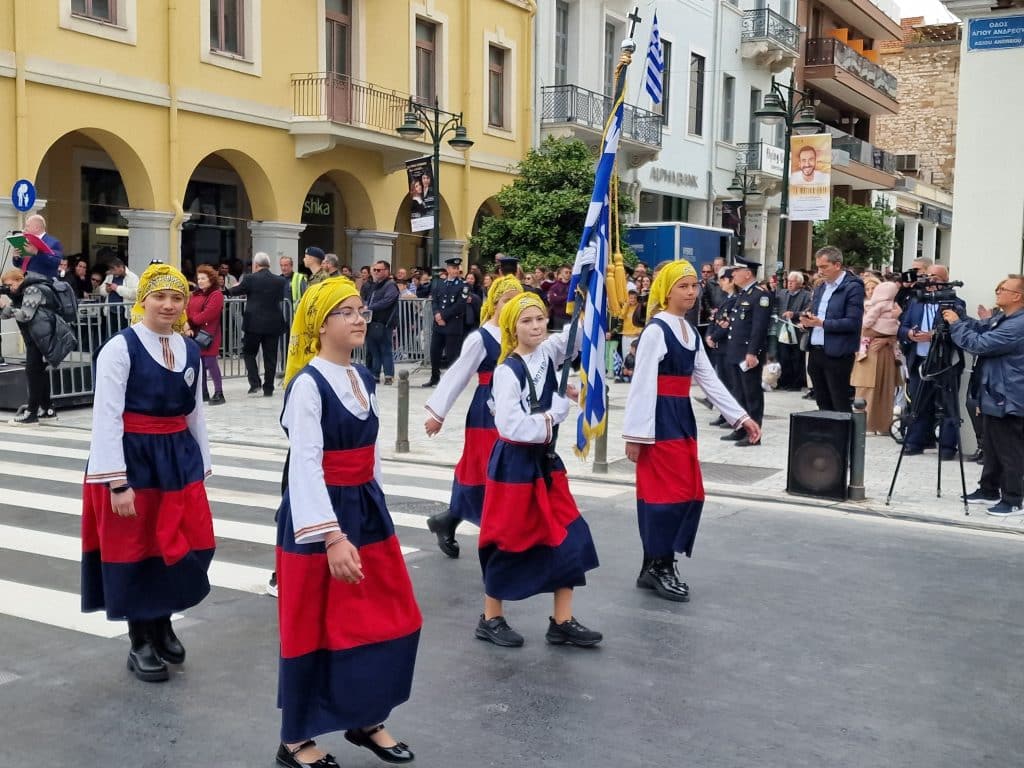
0, 0, 535, 272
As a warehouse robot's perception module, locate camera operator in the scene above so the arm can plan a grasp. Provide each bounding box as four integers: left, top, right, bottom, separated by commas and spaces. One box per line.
943, 275, 1024, 517
897, 264, 966, 458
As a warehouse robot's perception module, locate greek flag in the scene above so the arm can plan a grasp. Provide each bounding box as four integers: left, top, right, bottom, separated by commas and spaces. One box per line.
644, 12, 663, 105
566, 85, 626, 458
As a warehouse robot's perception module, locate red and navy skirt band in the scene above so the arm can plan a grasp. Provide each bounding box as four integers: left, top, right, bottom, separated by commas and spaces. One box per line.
657, 374, 692, 398
122, 412, 188, 433
477, 371, 493, 385
322, 446, 375, 486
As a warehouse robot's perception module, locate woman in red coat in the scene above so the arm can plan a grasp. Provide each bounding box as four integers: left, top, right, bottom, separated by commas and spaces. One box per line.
187, 264, 226, 404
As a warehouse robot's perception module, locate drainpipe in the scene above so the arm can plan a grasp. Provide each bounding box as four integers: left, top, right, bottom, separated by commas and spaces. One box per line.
525, 0, 538, 149
13, 0, 29, 187
462, 0, 474, 246
168, 0, 184, 264
705, 0, 724, 227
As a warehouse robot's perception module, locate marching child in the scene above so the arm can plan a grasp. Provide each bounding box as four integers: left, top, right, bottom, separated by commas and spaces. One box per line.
623, 261, 759, 603
475, 291, 601, 648
274, 278, 421, 768
423, 274, 522, 557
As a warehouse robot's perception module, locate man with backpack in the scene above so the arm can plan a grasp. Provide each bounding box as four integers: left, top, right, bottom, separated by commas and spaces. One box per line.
1, 269, 78, 424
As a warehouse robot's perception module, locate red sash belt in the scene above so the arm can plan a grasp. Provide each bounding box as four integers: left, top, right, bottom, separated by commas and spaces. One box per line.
322, 445, 375, 486
123, 412, 188, 434
657, 375, 692, 398
478, 371, 493, 386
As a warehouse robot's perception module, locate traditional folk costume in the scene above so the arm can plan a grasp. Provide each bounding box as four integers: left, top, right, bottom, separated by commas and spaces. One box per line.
478, 293, 599, 635
424, 274, 521, 557
81, 264, 214, 682
623, 261, 749, 602
276, 279, 420, 764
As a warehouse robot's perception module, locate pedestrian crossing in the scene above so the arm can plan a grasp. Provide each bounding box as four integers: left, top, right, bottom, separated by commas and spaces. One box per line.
0, 422, 630, 640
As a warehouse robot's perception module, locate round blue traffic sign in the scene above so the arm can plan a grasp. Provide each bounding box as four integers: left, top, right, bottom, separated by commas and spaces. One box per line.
11, 179, 36, 212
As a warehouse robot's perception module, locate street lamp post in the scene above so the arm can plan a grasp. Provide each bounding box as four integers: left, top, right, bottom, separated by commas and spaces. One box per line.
753, 73, 822, 279
726, 166, 762, 257
396, 97, 475, 269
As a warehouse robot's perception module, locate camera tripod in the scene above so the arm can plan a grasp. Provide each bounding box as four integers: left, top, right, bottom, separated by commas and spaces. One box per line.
885, 316, 970, 514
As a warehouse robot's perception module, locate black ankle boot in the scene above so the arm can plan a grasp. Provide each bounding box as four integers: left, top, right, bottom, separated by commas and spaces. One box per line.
636, 557, 652, 584
426, 511, 460, 559
636, 559, 690, 603
151, 616, 186, 664
127, 621, 169, 682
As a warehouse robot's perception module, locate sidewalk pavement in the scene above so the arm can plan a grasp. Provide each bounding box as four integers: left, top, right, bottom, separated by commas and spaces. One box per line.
49, 361, 1022, 536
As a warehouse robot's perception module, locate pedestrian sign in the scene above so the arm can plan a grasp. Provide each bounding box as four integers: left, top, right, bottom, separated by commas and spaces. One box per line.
11, 179, 36, 212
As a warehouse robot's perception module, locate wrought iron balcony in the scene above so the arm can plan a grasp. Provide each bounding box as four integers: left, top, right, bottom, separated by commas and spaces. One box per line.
742, 9, 800, 51
805, 39, 898, 100
736, 140, 786, 176
540, 84, 663, 148
828, 127, 897, 174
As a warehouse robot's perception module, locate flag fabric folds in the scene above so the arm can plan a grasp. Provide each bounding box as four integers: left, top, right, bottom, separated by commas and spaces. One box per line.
644, 12, 663, 105
566, 60, 628, 458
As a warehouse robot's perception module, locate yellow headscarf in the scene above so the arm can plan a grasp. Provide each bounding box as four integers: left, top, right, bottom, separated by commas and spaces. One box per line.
130, 263, 190, 332
283, 276, 361, 385
480, 274, 523, 325
498, 291, 547, 363
647, 259, 698, 321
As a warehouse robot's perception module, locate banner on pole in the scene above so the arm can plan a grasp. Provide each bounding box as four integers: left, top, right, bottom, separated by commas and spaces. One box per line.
405, 156, 435, 233
788, 134, 832, 221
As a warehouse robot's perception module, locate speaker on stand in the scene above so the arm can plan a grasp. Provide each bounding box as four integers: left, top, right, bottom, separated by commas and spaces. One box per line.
786, 411, 853, 501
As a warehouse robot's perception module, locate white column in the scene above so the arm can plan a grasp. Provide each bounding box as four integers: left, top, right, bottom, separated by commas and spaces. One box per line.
0, 195, 48, 236
120, 209, 175, 273
939, 226, 952, 264
248, 221, 306, 269
901, 217, 920, 267
346, 230, 398, 271
438, 239, 466, 267
921, 221, 938, 264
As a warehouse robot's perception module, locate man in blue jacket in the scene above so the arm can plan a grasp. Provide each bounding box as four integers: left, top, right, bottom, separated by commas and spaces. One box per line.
945, 275, 1024, 517
12, 214, 63, 280
800, 246, 865, 412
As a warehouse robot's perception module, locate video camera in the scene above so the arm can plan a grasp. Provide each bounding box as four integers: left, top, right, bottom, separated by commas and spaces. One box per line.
912, 277, 964, 311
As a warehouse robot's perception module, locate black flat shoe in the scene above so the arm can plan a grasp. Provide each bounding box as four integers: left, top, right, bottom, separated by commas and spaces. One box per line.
126, 621, 169, 682
344, 724, 414, 764
151, 617, 185, 664
734, 436, 761, 447
475, 614, 524, 647
277, 741, 339, 768
636, 559, 690, 602
545, 616, 603, 647
709, 416, 727, 427
720, 429, 744, 441
426, 512, 459, 558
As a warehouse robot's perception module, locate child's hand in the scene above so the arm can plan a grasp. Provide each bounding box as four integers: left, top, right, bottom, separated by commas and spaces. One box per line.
565, 384, 579, 403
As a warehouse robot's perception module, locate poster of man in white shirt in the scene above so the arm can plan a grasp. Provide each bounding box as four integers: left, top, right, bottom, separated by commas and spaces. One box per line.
789, 135, 832, 222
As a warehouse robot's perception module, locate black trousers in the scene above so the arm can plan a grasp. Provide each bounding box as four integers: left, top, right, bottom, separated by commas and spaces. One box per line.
429, 328, 464, 382
24, 340, 51, 413
807, 346, 854, 412
777, 341, 807, 390
904, 361, 960, 452
243, 332, 280, 394
979, 414, 1024, 506
720, 359, 764, 425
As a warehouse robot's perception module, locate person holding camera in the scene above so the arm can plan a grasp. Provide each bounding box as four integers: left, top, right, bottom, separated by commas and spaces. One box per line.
944, 275, 1024, 516
897, 264, 966, 458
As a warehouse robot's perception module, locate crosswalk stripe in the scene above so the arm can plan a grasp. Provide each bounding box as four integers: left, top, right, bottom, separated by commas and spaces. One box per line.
0, 579, 126, 638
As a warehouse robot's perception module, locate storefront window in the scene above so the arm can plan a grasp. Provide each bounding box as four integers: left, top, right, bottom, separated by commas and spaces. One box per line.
81, 167, 128, 264
182, 181, 240, 268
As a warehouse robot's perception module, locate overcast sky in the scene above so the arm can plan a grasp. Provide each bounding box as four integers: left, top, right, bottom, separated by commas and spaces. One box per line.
896, 0, 959, 24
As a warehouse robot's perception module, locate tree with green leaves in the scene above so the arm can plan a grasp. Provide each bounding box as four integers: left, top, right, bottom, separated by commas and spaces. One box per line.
470, 136, 634, 272
812, 198, 894, 269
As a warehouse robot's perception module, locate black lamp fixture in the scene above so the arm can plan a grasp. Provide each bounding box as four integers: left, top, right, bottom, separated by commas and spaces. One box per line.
396, 97, 475, 267
727, 166, 762, 256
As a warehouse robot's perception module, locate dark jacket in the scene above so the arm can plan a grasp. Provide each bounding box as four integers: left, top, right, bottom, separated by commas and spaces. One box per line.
3, 275, 77, 366
361, 277, 400, 327
229, 269, 288, 335
950, 310, 1024, 417
898, 297, 967, 369
13, 233, 63, 280
723, 281, 772, 364
808, 271, 865, 358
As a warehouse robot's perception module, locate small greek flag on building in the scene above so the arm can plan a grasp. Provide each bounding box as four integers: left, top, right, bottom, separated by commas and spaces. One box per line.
566, 87, 626, 458
644, 12, 663, 105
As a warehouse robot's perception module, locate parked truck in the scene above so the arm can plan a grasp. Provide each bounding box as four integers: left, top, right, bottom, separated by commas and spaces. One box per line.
625, 222, 736, 266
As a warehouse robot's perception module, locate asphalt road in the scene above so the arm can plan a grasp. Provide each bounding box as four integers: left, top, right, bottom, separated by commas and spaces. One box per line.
2, 482, 1022, 768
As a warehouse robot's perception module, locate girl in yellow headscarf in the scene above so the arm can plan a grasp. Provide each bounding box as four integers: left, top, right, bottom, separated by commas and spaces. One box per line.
422, 274, 521, 557
474, 291, 602, 650
621, 260, 759, 603
274, 276, 421, 768
82, 261, 215, 684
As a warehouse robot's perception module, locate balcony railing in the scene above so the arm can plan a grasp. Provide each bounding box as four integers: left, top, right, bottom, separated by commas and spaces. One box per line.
805, 38, 898, 100
292, 72, 454, 140
742, 9, 800, 51
828, 127, 897, 174
737, 140, 785, 176
540, 84, 663, 148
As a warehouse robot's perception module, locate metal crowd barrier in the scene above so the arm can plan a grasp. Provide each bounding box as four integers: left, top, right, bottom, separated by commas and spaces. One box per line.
35, 295, 434, 402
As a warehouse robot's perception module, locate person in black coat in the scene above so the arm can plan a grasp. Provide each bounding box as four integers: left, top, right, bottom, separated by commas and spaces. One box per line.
775, 271, 813, 391
423, 257, 469, 387
228, 252, 288, 396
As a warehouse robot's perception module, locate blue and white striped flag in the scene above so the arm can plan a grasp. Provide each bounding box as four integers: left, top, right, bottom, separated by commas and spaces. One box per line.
644, 12, 663, 105
565, 83, 626, 458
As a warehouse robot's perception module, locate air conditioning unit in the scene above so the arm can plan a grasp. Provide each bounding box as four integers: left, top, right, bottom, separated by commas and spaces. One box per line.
896, 154, 919, 172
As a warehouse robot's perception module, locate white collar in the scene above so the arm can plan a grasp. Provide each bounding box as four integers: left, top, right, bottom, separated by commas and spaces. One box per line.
132, 322, 175, 341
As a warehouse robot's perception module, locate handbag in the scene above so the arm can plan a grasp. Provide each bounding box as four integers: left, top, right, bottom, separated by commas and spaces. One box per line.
194, 328, 214, 350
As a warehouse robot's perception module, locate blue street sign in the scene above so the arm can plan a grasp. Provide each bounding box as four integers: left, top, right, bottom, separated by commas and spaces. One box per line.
11, 179, 36, 212
968, 15, 1024, 52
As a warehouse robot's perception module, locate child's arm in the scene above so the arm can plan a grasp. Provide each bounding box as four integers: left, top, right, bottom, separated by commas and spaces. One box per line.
622, 327, 662, 444
493, 365, 569, 444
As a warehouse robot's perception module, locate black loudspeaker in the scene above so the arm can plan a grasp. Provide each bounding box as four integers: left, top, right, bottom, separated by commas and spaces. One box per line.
787, 411, 852, 501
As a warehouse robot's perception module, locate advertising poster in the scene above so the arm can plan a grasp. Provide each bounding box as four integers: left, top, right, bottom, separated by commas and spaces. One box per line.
405, 156, 436, 233
788, 134, 832, 221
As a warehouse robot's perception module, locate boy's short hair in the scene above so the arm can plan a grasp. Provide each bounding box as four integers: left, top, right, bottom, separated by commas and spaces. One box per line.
628, 289, 638, 296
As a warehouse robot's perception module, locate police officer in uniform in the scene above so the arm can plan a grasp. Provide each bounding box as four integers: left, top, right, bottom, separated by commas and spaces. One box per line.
719, 258, 771, 446
423, 256, 469, 387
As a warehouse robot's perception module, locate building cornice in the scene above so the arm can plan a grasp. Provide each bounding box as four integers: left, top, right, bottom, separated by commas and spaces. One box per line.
942, 0, 1016, 19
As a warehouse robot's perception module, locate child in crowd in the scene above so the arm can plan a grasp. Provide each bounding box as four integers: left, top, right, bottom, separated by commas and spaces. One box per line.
621, 339, 639, 382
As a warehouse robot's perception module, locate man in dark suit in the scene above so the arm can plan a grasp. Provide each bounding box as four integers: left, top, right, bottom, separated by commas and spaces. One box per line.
423, 256, 469, 387
897, 263, 966, 458
13, 214, 63, 279
720, 258, 772, 446
229, 252, 288, 396
800, 246, 865, 412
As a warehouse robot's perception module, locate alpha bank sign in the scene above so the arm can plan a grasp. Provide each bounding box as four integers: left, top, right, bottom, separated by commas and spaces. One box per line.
968, 15, 1024, 51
